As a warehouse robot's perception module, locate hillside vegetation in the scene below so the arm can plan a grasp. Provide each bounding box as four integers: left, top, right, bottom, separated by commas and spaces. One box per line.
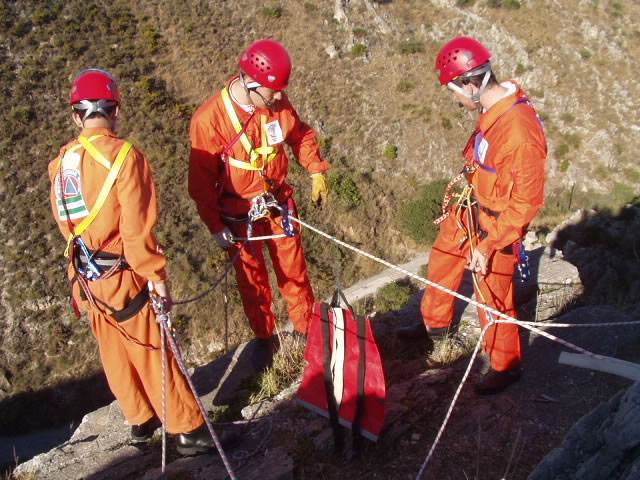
0, 0, 639, 414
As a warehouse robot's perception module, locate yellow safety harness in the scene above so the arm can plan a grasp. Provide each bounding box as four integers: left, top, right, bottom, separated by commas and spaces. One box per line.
57, 135, 132, 256
220, 87, 278, 191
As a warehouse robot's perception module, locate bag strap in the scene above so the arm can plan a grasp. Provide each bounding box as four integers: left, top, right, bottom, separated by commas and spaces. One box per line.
321, 302, 344, 453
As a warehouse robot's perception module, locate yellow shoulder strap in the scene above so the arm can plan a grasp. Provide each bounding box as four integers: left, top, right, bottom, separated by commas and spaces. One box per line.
55, 135, 104, 170
221, 88, 257, 161
64, 140, 133, 256
78, 136, 112, 169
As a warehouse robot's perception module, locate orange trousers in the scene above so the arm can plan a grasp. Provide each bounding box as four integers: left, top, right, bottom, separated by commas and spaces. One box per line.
78, 268, 203, 434
421, 212, 521, 372
226, 215, 314, 339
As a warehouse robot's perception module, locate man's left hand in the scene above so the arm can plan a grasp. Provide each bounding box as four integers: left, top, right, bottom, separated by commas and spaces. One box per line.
467, 248, 488, 278
311, 172, 329, 207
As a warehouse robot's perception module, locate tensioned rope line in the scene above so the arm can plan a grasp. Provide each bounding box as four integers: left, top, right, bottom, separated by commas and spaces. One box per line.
288, 216, 640, 479
290, 216, 640, 341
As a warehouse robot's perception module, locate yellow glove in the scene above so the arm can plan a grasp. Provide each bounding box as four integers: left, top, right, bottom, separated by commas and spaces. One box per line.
311, 172, 329, 207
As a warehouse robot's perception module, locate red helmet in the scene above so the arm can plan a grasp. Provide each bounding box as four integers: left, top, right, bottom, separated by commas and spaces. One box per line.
69, 68, 121, 105
239, 39, 291, 90
435, 37, 491, 85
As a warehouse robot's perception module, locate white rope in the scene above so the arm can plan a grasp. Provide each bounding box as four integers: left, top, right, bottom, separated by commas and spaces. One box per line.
288, 216, 640, 479
160, 320, 167, 474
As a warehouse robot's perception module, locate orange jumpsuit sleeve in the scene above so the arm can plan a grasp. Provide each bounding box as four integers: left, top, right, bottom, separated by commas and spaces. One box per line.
116, 145, 167, 283
280, 96, 330, 175
188, 99, 226, 234
477, 141, 546, 255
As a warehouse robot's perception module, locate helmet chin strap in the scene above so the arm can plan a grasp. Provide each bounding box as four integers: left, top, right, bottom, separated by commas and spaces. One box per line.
447, 64, 492, 105
240, 72, 271, 108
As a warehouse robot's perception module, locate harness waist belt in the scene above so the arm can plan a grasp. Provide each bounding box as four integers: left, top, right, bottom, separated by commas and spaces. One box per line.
73, 247, 130, 272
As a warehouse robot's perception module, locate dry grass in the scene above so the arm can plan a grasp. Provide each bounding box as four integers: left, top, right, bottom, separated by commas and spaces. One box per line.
249, 333, 306, 404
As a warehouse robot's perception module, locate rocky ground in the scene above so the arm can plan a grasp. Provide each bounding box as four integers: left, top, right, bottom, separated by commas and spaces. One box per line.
11, 206, 640, 480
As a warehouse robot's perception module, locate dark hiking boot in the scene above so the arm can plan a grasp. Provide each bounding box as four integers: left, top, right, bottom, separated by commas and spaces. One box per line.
474, 368, 522, 395
398, 323, 457, 342
131, 416, 161, 442
397, 322, 429, 342
176, 423, 240, 456
426, 325, 458, 340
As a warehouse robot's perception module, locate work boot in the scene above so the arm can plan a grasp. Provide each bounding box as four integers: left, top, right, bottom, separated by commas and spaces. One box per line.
426, 325, 458, 340
474, 368, 522, 395
130, 416, 162, 442
176, 423, 240, 456
251, 335, 280, 370
397, 323, 456, 342
397, 322, 429, 342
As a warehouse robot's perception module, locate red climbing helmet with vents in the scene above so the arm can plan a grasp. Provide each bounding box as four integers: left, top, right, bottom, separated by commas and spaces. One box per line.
69, 68, 121, 105
239, 39, 291, 91
435, 37, 491, 86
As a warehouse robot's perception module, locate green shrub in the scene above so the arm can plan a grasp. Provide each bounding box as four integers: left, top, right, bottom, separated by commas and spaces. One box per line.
559, 159, 570, 173
560, 112, 575, 123
564, 132, 581, 149
515, 63, 527, 75
580, 48, 592, 60
12, 107, 34, 123
397, 179, 449, 244
456, 0, 475, 6
329, 173, 362, 205
622, 167, 640, 183
304, 2, 318, 12
398, 39, 424, 54
592, 165, 610, 180
614, 143, 624, 155
262, 6, 283, 18
142, 26, 161, 53
384, 144, 398, 161
555, 143, 570, 159
353, 27, 367, 38
396, 81, 415, 93
503, 0, 521, 8
351, 43, 367, 57
488, 0, 502, 7
611, 182, 636, 205
317, 136, 332, 156
375, 282, 412, 312
440, 116, 452, 130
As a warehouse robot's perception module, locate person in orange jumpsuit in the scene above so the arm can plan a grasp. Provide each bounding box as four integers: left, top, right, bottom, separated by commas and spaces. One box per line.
399, 37, 547, 394
49, 68, 235, 454
189, 39, 330, 360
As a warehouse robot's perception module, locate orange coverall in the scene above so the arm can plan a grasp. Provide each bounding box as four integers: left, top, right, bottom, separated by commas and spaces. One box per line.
421, 82, 547, 372
189, 76, 330, 339
49, 127, 202, 433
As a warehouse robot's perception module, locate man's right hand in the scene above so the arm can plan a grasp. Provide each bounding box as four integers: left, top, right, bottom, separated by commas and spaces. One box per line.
214, 226, 235, 250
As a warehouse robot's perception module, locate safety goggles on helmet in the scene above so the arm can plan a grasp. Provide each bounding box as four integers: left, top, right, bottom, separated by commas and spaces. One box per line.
72, 99, 118, 121
446, 61, 493, 104
240, 72, 263, 90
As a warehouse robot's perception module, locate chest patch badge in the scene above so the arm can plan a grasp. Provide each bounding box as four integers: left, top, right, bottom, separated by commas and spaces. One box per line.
477, 137, 489, 164
265, 120, 284, 146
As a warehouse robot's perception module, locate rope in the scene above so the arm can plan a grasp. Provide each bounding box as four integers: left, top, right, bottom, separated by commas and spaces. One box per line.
160, 319, 168, 474
154, 307, 238, 479
287, 216, 640, 478
173, 240, 247, 306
